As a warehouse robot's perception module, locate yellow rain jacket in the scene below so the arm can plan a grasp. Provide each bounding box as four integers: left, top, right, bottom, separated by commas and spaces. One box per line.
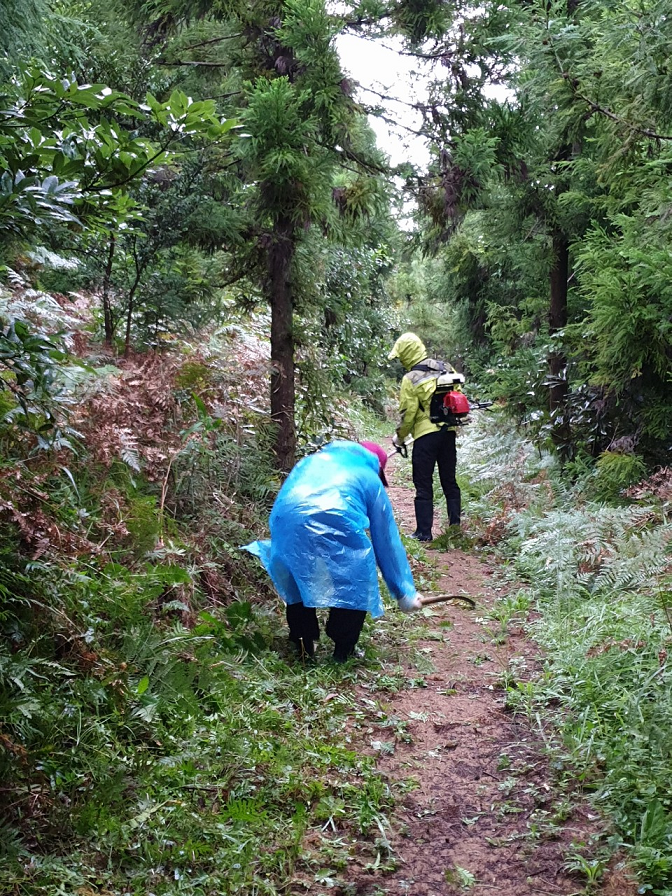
388, 332, 459, 442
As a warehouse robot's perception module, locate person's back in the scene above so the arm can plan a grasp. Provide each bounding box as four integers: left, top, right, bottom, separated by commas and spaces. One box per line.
389, 333, 439, 442
389, 332, 462, 539
271, 441, 373, 528
269, 440, 409, 617
245, 439, 421, 661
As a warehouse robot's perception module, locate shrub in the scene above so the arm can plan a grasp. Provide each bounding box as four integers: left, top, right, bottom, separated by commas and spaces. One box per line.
590, 451, 647, 502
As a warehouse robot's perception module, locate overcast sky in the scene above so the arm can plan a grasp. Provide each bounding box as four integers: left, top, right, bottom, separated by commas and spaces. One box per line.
335, 32, 432, 170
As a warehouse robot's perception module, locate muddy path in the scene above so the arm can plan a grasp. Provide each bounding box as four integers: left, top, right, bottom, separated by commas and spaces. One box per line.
346, 483, 636, 896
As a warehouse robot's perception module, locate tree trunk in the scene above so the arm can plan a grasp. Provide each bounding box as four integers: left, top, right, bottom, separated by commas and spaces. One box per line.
124, 246, 143, 358
547, 0, 578, 429
123, 285, 138, 358
268, 217, 297, 471
102, 233, 116, 347
548, 228, 569, 414
548, 227, 571, 459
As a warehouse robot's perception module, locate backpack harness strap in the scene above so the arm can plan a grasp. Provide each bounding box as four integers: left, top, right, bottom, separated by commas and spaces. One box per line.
408, 359, 464, 421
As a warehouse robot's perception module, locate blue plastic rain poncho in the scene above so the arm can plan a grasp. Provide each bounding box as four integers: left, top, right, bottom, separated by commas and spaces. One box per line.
244, 441, 416, 618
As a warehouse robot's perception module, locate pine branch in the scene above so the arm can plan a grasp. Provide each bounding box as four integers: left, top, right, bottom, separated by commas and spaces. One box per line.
398, 48, 447, 60
362, 109, 427, 138
341, 12, 394, 30
201, 91, 242, 101
157, 59, 230, 68
333, 145, 389, 176
357, 84, 425, 111
544, 16, 672, 142
571, 88, 672, 142
179, 34, 242, 51
215, 269, 252, 289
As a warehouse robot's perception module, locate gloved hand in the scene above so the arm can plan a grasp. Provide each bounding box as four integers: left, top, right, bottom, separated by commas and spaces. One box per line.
398, 592, 423, 613
391, 434, 408, 458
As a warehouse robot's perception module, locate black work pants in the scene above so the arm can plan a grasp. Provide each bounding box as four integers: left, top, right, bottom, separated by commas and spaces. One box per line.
412, 428, 461, 536
285, 603, 366, 660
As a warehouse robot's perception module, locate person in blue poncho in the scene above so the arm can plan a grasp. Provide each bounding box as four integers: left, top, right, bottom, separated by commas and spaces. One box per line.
244, 440, 423, 662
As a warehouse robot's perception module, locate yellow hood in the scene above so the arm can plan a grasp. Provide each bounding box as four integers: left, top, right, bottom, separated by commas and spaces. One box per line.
388, 332, 427, 370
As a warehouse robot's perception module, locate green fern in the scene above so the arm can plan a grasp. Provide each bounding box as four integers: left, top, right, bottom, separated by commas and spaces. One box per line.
462, 414, 672, 892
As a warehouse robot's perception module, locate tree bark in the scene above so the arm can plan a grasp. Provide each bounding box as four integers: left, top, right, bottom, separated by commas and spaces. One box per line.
123, 278, 140, 358
268, 217, 297, 471
546, 0, 578, 433
124, 241, 144, 358
102, 233, 116, 347
548, 226, 571, 461
548, 227, 569, 414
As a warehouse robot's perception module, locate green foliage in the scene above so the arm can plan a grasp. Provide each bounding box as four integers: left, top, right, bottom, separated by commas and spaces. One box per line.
0, 516, 424, 896
4, 1, 672, 892
392, 0, 450, 44
174, 422, 280, 513
572, 215, 672, 456
240, 75, 333, 227
80, 169, 225, 346
125, 0, 395, 465
589, 451, 647, 503
0, 55, 236, 351
0, 314, 71, 451
169, 383, 280, 523
0, 0, 48, 73
0, 310, 437, 895
460, 412, 672, 894
579, 227, 668, 384
0, 65, 234, 245
294, 242, 396, 424
514, 504, 672, 891
399, 0, 672, 468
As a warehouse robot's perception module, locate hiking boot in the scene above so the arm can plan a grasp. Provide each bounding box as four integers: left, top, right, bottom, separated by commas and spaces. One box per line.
295, 638, 316, 660
447, 498, 461, 528
332, 644, 365, 663
410, 531, 433, 542
332, 646, 353, 663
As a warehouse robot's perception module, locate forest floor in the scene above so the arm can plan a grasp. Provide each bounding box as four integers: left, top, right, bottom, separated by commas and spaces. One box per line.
341, 478, 637, 896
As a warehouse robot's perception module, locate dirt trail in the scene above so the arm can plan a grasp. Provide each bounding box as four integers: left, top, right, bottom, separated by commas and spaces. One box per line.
348, 484, 636, 896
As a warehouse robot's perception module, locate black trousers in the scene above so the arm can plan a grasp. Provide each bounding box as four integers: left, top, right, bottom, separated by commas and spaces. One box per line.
412, 428, 461, 536
286, 603, 366, 659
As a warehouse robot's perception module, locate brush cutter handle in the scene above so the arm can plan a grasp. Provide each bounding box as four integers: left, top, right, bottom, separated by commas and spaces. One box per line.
469, 400, 493, 411
391, 435, 408, 458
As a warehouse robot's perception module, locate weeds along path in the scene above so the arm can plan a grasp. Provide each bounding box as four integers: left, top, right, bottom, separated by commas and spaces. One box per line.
346, 484, 635, 896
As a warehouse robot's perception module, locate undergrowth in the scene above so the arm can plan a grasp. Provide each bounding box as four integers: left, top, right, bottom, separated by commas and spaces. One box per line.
460, 412, 672, 894
8, 276, 672, 893
0, 295, 430, 894
0, 512, 431, 896
0, 578, 426, 895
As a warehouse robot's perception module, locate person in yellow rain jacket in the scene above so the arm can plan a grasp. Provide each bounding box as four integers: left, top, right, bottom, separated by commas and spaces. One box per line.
388, 332, 461, 541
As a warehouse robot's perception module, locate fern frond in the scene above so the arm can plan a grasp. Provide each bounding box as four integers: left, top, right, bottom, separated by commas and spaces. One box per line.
118, 428, 141, 471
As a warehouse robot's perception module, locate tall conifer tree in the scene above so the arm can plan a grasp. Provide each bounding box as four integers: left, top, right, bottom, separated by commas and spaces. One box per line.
123, 0, 387, 469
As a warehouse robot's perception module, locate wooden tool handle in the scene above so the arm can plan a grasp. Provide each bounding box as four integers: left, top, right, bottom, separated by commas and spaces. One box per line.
420, 593, 476, 608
